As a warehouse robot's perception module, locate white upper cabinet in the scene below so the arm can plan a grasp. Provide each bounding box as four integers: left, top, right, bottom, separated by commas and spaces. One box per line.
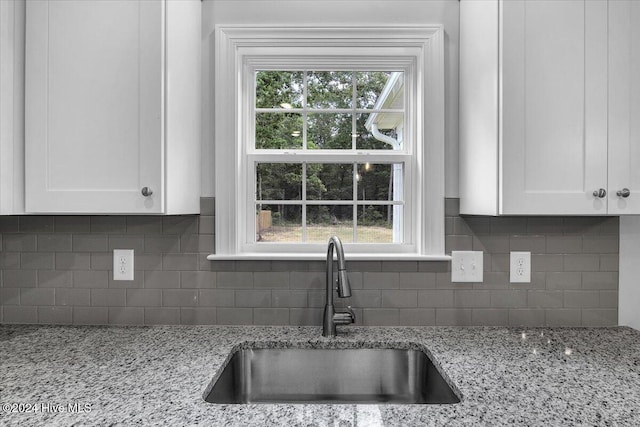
25, 0, 201, 214
0, 0, 24, 215
460, 0, 639, 215
608, 0, 640, 215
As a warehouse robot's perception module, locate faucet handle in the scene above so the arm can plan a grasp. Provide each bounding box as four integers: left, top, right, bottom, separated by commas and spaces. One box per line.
346, 306, 356, 323
332, 306, 356, 325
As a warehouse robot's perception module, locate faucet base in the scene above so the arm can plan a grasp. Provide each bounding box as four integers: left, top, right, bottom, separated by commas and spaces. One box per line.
322, 305, 337, 337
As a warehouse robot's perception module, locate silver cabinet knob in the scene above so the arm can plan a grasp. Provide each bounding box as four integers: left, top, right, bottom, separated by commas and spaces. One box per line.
592, 188, 606, 198
617, 188, 631, 198
141, 187, 153, 197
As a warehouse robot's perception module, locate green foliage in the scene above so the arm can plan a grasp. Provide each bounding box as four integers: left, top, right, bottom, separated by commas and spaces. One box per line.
308, 71, 352, 109
255, 70, 399, 227
256, 71, 303, 108
360, 205, 386, 226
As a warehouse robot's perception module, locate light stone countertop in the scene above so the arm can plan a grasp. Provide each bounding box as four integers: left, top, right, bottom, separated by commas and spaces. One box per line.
1, 325, 639, 426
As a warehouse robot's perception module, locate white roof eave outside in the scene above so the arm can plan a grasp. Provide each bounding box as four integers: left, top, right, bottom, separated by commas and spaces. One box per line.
364, 72, 404, 131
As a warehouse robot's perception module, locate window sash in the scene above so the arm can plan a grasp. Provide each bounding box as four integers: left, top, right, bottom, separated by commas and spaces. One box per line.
251, 69, 408, 152
243, 63, 414, 253
245, 159, 413, 249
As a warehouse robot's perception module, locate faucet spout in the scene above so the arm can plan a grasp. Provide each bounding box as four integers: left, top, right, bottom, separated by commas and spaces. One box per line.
323, 236, 355, 337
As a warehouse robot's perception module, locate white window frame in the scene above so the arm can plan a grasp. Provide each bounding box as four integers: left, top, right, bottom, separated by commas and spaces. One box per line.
209, 26, 446, 260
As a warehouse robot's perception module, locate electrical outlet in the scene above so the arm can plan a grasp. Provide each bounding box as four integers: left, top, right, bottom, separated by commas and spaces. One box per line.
113, 249, 134, 281
510, 251, 531, 283
451, 251, 483, 283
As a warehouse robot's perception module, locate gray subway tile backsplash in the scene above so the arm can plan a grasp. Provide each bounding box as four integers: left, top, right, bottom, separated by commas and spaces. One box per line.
216, 307, 252, 325
363, 272, 399, 289
56, 288, 91, 306
126, 289, 162, 307
144, 270, 179, 289
0, 288, 20, 305
471, 309, 509, 326
508, 309, 545, 327
38, 270, 73, 288
582, 272, 618, 289
362, 308, 400, 326
91, 289, 126, 307
0, 197, 619, 327
20, 288, 55, 306
180, 307, 217, 325
73, 307, 108, 324
271, 290, 308, 308
435, 308, 473, 326
398, 308, 436, 326
37, 306, 72, 324
162, 289, 198, 307
546, 272, 582, 290
180, 271, 216, 288
3, 270, 37, 287
91, 217, 126, 234
198, 289, 235, 307
144, 235, 180, 253
108, 307, 144, 325
37, 234, 72, 252
20, 253, 54, 270
253, 308, 290, 325
381, 290, 418, 308
3, 306, 37, 323
144, 307, 180, 325
19, 216, 54, 233
57, 253, 92, 270
73, 270, 108, 288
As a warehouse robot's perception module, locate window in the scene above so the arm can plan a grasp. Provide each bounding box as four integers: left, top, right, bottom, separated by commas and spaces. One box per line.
253, 70, 406, 244
211, 26, 445, 259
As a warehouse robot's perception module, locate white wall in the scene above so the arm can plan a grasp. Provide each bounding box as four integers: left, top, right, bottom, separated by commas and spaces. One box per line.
200, 0, 460, 197
619, 216, 640, 330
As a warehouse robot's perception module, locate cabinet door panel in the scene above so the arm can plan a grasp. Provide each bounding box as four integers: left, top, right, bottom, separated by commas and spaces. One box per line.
501, 0, 608, 214
25, 0, 163, 213
0, 0, 25, 214
608, 0, 640, 214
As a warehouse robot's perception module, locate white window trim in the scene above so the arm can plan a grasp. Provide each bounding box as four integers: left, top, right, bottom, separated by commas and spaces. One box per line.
209, 26, 445, 261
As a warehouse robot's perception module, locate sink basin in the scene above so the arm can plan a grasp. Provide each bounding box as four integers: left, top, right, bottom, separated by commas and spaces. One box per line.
204, 347, 460, 404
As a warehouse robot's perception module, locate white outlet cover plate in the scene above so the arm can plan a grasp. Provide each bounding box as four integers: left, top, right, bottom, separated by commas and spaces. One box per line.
451, 251, 483, 283
113, 249, 134, 281
510, 251, 531, 283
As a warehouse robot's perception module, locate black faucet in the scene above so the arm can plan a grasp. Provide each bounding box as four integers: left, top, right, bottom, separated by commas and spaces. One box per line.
322, 236, 356, 337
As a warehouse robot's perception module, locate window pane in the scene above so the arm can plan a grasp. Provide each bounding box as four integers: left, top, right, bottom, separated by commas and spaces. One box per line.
256, 71, 303, 109
357, 205, 399, 243
307, 71, 352, 109
306, 205, 354, 243
356, 113, 403, 150
308, 113, 352, 149
256, 113, 303, 149
357, 163, 402, 201
256, 204, 302, 243
256, 163, 302, 200
356, 71, 404, 109
306, 163, 353, 200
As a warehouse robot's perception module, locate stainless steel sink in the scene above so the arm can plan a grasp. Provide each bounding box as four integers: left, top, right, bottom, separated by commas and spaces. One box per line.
204, 347, 460, 404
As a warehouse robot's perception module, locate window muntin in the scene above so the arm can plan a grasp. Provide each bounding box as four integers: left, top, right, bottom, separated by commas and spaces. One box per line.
251, 69, 407, 248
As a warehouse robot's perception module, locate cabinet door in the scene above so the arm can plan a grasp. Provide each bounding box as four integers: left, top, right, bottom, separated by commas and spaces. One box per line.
608, 0, 640, 214
0, 0, 25, 214
501, 0, 608, 215
25, 0, 163, 213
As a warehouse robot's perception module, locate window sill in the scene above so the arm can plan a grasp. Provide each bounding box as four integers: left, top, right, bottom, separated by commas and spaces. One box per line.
206, 253, 452, 262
